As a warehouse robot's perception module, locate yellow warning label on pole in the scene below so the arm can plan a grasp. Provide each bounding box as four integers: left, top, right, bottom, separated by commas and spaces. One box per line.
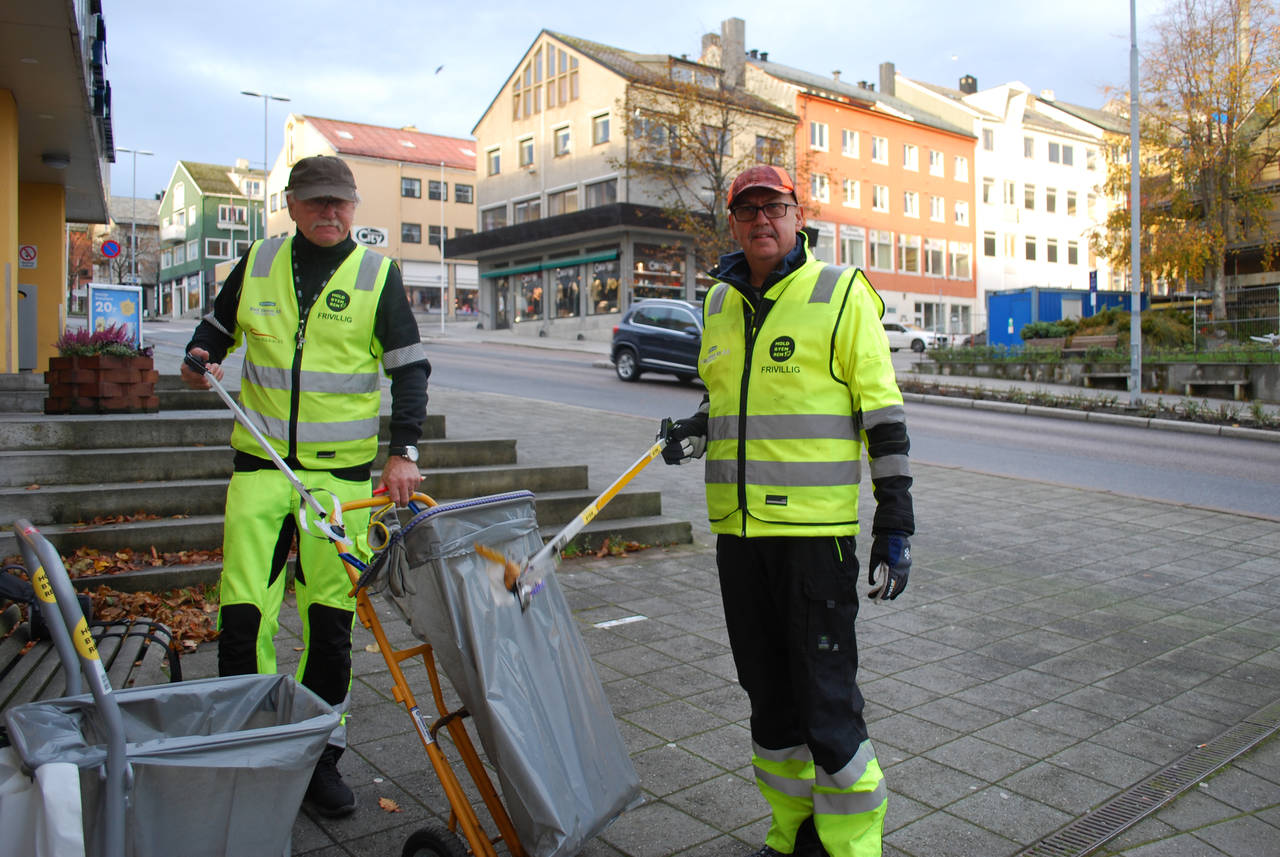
74, 618, 100, 661
33, 568, 55, 603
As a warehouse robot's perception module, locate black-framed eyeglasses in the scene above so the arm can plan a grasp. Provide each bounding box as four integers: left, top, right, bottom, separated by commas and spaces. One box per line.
729, 202, 797, 222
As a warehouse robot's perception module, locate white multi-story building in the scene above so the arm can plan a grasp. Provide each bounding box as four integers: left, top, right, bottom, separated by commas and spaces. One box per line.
892, 70, 1126, 329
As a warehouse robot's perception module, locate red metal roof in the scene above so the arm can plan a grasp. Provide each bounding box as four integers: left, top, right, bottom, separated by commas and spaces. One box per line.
304, 116, 476, 171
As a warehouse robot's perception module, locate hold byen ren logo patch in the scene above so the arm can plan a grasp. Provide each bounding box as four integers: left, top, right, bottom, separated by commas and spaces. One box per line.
326, 290, 351, 312
762, 336, 800, 374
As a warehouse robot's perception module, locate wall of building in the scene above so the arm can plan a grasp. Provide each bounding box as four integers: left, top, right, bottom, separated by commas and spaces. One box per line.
17, 183, 67, 370
1, 91, 18, 372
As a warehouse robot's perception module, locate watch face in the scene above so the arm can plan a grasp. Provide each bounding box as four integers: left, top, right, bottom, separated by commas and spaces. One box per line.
401, 445, 419, 463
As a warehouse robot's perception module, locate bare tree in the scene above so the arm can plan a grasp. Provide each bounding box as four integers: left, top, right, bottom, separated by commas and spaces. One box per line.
101, 226, 160, 285
1096, 0, 1280, 319
613, 79, 795, 271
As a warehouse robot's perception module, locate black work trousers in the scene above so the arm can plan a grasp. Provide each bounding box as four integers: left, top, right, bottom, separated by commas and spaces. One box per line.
717, 533, 868, 773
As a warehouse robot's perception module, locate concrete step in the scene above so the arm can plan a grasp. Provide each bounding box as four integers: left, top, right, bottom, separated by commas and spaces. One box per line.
6, 482, 661, 557
0, 436, 515, 490
0, 413, 448, 451
0, 373, 46, 414
65, 511, 693, 594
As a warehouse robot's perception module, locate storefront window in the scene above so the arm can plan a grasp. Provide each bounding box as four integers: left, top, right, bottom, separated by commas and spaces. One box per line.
589, 256, 620, 315
552, 266, 581, 317
633, 243, 684, 301
515, 270, 543, 322
455, 288, 478, 315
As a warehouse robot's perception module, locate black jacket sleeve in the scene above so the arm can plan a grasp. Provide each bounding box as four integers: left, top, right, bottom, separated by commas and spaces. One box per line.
374, 261, 431, 450
184, 254, 248, 363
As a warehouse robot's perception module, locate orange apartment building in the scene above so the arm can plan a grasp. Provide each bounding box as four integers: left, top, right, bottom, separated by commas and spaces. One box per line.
703, 20, 979, 333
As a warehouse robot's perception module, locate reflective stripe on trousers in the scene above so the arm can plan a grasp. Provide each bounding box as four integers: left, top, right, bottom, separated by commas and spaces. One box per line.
754, 740, 887, 857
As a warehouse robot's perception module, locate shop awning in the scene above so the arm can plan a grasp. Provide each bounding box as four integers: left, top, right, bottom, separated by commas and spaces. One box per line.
479, 250, 619, 279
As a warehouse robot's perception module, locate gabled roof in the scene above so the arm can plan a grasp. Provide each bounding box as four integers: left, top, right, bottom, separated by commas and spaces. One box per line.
178, 161, 252, 197
905, 79, 1000, 119
757, 60, 972, 138
544, 30, 795, 120
108, 195, 160, 227
1048, 100, 1129, 134
303, 116, 476, 170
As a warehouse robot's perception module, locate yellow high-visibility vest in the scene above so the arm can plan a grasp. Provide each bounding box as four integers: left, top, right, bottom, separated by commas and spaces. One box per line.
229, 237, 389, 468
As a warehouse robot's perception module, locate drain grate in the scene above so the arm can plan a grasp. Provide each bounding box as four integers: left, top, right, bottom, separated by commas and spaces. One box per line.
1016, 701, 1280, 857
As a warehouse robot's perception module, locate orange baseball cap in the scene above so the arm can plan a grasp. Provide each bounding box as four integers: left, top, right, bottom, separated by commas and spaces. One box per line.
727, 165, 796, 207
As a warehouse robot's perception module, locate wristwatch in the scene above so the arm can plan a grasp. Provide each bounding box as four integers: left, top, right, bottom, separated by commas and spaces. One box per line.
388, 444, 419, 463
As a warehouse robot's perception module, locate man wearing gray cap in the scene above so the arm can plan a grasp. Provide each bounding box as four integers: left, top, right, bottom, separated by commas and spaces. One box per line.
182, 155, 431, 818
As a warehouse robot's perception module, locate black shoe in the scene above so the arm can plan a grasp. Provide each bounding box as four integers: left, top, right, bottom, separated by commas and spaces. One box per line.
746, 848, 786, 857
304, 745, 356, 818
794, 816, 827, 857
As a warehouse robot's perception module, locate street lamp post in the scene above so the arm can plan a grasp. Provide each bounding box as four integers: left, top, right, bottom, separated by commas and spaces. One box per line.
240, 90, 291, 243
114, 146, 153, 285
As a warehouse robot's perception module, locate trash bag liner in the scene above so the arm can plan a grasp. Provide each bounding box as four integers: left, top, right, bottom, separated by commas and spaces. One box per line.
380, 491, 640, 857
5, 673, 339, 857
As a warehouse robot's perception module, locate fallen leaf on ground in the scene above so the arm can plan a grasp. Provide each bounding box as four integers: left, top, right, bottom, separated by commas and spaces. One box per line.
378, 798, 402, 813
25, 484, 40, 491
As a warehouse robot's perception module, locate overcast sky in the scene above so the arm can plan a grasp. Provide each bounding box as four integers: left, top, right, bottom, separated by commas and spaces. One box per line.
104, 0, 1162, 199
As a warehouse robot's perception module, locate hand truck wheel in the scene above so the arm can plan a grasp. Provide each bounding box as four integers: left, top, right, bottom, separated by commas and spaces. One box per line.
401, 822, 469, 857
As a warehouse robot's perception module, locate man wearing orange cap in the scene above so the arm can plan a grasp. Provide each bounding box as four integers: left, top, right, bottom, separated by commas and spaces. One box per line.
660, 165, 914, 857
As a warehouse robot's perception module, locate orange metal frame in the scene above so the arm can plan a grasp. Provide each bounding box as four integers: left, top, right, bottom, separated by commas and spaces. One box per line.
340, 495, 527, 857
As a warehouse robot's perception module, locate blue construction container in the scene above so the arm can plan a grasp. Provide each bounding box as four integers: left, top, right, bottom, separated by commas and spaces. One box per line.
986, 286, 1148, 348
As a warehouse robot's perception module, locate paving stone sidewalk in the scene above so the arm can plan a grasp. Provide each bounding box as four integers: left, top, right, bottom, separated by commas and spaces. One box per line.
168, 382, 1280, 857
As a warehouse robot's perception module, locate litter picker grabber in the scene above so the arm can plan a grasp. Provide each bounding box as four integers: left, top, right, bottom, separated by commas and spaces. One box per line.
485, 435, 667, 610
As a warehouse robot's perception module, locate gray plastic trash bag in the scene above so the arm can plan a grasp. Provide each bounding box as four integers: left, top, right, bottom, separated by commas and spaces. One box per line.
5, 673, 339, 857
382, 491, 640, 857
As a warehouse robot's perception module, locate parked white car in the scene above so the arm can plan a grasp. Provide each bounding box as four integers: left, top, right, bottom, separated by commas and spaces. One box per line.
882, 322, 949, 352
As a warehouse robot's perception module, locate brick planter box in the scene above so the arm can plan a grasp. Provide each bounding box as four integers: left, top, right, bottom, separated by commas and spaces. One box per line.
44, 354, 159, 414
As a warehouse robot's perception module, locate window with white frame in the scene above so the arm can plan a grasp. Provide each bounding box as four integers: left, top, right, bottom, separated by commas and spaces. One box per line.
455, 184, 474, 204
872, 184, 889, 212
1045, 187, 1056, 213
840, 227, 865, 267
486, 147, 501, 176
903, 143, 919, 171
982, 177, 994, 204
592, 114, 610, 145
1024, 136, 1035, 158
842, 179, 860, 207
869, 229, 893, 270
949, 241, 972, 278
811, 173, 830, 203
513, 197, 541, 223
898, 234, 921, 274
518, 137, 534, 168
269, 193, 278, 212
554, 125, 571, 157
954, 200, 969, 225
983, 231, 996, 257
929, 150, 944, 176
982, 128, 995, 151
234, 239, 250, 256
218, 204, 247, 226
1087, 148, 1097, 170
903, 190, 919, 218
1024, 184, 1036, 210
206, 238, 229, 258
1025, 235, 1037, 261
841, 129, 859, 158
161, 249, 172, 268
171, 182, 185, 209
174, 208, 186, 227
755, 135, 785, 165
1046, 237, 1059, 263
1062, 145, 1074, 166
481, 205, 507, 230
1003, 180, 1016, 205
429, 180, 447, 201
1068, 240, 1079, 264
954, 155, 968, 181
547, 187, 579, 216
173, 243, 186, 264
1066, 190, 1077, 216
871, 136, 888, 164
810, 120, 828, 151
924, 238, 945, 276
929, 195, 944, 221
186, 239, 197, 260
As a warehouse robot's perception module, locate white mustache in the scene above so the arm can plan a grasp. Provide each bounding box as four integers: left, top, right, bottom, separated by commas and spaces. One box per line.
313, 220, 343, 228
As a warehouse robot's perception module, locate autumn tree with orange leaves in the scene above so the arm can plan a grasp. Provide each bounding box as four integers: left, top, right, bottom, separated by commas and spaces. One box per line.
1095, 0, 1280, 320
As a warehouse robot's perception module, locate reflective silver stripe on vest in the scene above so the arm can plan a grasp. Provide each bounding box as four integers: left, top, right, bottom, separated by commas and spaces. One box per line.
353, 250, 383, 292
811, 782, 887, 816
383, 342, 427, 370
240, 402, 289, 441
297, 414, 382, 444
754, 767, 814, 798
753, 742, 813, 764
705, 458, 860, 486
817, 741, 878, 790
809, 265, 847, 304
710, 413, 857, 443
250, 237, 287, 277
869, 453, 912, 480
201, 311, 232, 339
862, 404, 906, 430
244, 360, 379, 394
707, 284, 728, 315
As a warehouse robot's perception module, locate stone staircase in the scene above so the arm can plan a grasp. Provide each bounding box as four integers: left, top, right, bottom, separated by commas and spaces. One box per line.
0, 374, 692, 592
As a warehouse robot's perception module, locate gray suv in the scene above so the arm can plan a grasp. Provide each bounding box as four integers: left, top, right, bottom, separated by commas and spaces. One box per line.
611, 298, 702, 383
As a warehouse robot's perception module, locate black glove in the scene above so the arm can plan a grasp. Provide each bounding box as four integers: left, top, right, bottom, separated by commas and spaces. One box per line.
659, 412, 707, 465
868, 532, 910, 601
